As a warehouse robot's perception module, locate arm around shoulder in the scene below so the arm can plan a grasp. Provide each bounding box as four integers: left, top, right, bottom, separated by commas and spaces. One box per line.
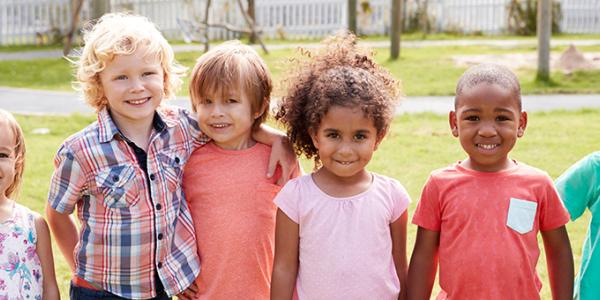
407, 227, 440, 300
34, 214, 60, 300
254, 124, 299, 185
541, 226, 573, 300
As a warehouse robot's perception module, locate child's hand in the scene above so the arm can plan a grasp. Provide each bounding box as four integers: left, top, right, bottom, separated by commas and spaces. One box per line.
176, 281, 199, 300
268, 136, 300, 186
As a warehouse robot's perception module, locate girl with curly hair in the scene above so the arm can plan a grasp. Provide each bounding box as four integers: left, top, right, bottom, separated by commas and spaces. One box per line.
271, 32, 410, 300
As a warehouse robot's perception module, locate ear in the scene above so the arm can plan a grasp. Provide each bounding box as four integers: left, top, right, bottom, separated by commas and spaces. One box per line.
517, 111, 528, 138
254, 102, 269, 120
309, 129, 319, 150
374, 130, 388, 151
449, 111, 459, 137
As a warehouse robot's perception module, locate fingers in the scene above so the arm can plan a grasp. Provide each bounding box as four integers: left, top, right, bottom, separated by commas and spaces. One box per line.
176, 282, 199, 300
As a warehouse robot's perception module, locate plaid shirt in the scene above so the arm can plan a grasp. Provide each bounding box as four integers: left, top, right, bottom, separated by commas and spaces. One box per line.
48, 106, 209, 298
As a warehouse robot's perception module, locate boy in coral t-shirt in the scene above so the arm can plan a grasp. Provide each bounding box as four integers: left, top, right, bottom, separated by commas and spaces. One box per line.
408, 64, 573, 300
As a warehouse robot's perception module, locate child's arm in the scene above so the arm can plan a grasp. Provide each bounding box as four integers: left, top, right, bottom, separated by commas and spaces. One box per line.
35, 214, 60, 300
270, 209, 300, 300
407, 227, 440, 300
253, 124, 299, 185
391, 211, 408, 300
541, 226, 574, 300
46, 203, 79, 272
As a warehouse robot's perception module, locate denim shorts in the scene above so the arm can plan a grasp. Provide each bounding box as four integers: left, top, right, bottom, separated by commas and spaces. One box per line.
69, 281, 171, 300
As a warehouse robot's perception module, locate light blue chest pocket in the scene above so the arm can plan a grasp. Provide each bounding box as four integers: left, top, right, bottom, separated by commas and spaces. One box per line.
506, 198, 538, 234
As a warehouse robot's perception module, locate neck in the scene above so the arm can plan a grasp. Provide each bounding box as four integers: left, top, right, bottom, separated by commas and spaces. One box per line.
0, 195, 13, 222
312, 168, 372, 198
113, 118, 154, 151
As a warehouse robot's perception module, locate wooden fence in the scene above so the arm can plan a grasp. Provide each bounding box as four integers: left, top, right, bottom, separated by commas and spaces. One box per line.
1, 0, 599, 46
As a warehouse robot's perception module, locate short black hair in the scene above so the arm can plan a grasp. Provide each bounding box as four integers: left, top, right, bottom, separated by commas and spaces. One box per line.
455, 63, 521, 110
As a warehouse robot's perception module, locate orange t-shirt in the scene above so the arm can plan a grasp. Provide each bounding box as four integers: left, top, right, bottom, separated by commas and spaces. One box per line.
412, 162, 570, 300
183, 142, 283, 299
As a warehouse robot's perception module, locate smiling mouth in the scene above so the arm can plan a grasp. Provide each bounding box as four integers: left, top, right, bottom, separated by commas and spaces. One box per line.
477, 143, 499, 150
127, 97, 150, 105
210, 123, 230, 128
335, 160, 355, 165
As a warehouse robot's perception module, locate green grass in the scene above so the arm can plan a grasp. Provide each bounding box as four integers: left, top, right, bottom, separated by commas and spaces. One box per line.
3, 43, 599, 96
14, 109, 599, 298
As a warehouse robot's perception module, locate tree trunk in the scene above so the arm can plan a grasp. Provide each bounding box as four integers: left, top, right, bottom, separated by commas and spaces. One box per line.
248, 0, 256, 44
537, 0, 551, 81
348, 0, 357, 34
92, 0, 110, 20
390, 0, 402, 59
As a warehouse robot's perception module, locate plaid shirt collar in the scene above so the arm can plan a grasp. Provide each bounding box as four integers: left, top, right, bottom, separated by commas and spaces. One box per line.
97, 107, 168, 143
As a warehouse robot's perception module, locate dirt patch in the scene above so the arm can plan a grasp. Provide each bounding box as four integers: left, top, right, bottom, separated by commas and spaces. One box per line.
453, 45, 600, 73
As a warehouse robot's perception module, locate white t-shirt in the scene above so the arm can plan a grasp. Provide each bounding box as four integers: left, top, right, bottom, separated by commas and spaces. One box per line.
275, 173, 410, 300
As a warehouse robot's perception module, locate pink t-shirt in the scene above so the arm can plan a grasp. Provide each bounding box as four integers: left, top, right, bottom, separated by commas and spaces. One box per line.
183, 142, 282, 299
412, 162, 570, 300
275, 173, 410, 300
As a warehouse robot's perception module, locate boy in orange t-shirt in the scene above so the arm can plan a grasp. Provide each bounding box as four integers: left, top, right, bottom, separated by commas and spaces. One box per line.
182, 41, 300, 299
408, 64, 573, 300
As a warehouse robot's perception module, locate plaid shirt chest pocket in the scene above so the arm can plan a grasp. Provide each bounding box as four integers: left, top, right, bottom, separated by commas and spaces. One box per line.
95, 165, 141, 208
158, 149, 187, 192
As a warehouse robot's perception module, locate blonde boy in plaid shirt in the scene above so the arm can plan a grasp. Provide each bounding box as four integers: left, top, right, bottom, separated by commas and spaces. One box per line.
46, 13, 295, 300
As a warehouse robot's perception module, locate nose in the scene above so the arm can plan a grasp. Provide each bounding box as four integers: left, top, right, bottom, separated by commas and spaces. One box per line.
478, 121, 497, 137
210, 103, 225, 117
129, 78, 144, 93
336, 140, 354, 157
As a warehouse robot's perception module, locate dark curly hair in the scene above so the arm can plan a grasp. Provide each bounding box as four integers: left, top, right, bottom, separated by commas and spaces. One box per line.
275, 32, 400, 166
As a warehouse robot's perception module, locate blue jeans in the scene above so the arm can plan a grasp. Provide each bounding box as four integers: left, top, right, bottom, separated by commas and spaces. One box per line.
70, 282, 171, 300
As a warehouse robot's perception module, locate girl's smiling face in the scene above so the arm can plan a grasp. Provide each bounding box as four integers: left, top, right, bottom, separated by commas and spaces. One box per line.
310, 105, 381, 181
0, 119, 16, 200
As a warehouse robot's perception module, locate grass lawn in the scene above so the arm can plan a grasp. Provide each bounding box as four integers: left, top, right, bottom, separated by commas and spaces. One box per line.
15, 108, 599, 298
1, 43, 600, 96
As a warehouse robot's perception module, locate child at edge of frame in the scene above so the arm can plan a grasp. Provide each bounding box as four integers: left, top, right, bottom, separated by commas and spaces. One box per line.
45, 12, 297, 300
0, 109, 60, 299
407, 63, 574, 300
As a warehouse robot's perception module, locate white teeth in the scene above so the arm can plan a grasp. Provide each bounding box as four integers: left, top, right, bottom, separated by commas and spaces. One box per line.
211, 124, 228, 128
128, 98, 149, 105
478, 144, 498, 150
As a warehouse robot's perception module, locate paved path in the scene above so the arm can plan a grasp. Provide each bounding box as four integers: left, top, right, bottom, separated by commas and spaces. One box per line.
2, 39, 600, 61
1, 86, 599, 116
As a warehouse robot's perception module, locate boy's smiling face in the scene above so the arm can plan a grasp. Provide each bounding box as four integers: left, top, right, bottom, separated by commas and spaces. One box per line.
449, 83, 527, 172
99, 45, 164, 129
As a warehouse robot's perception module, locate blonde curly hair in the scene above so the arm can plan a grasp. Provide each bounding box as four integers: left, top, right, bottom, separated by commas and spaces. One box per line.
74, 13, 186, 111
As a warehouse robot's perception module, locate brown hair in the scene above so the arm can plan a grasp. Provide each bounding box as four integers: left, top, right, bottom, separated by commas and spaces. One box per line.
189, 40, 273, 129
275, 32, 400, 166
0, 109, 26, 199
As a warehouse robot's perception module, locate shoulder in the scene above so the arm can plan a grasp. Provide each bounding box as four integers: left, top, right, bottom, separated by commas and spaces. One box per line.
373, 173, 408, 194
58, 121, 101, 154
513, 162, 553, 181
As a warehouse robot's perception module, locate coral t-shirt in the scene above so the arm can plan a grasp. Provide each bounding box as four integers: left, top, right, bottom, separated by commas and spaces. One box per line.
183, 142, 283, 299
412, 162, 570, 300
